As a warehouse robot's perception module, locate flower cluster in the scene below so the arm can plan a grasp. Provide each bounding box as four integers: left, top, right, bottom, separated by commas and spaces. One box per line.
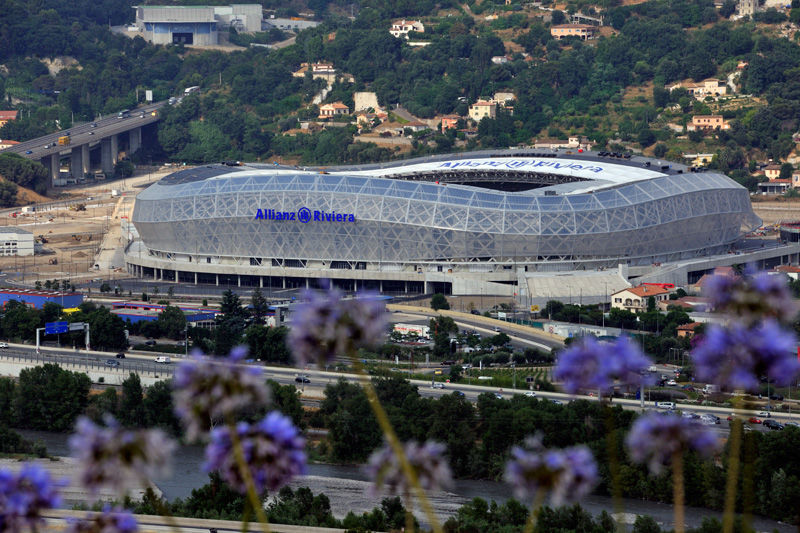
287, 287, 387, 367
553, 336, 652, 395
173, 346, 271, 441
69, 415, 175, 496
504, 437, 597, 506
204, 411, 306, 493
626, 413, 719, 474
694, 271, 800, 392
366, 440, 453, 499
692, 319, 798, 391
66, 505, 138, 533
0, 463, 65, 532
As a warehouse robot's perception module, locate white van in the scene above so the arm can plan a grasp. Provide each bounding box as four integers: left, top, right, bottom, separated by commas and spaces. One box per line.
154, 356, 171, 364
656, 401, 676, 410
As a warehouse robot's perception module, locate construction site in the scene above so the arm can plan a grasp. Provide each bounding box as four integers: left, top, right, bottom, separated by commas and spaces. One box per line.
0, 169, 172, 288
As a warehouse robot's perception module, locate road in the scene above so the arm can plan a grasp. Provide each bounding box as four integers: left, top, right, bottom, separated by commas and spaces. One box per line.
0, 101, 166, 160
2, 343, 798, 437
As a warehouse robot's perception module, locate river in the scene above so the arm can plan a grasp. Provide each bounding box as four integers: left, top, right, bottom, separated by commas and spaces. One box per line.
19, 430, 794, 533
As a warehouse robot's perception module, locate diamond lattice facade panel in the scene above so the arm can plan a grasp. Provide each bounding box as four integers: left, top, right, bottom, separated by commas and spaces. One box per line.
131, 152, 761, 269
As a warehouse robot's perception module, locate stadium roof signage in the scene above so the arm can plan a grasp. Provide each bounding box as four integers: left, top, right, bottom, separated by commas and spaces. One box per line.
437, 159, 604, 173
254, 207, 355, 223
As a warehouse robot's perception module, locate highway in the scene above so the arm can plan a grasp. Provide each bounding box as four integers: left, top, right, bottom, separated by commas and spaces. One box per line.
2, 343, 799, 437
0, 101, 166, 160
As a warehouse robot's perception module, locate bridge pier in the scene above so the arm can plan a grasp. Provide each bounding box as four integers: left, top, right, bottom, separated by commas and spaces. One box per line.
129, 127, 141, 154
101, 135, 118, 175
70, 145, 89, 180
43, 153, 59, 186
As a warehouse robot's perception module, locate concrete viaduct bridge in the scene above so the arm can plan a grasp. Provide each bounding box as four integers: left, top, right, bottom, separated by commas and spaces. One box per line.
0, 101, 166, 186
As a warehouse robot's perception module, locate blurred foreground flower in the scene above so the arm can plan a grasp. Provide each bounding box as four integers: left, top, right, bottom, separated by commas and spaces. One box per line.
173, 346, 271, 441
287, 287, 386, 367
626, 412, 719, 474
66, 505, 138, 533
0, 463, 65, 532
554, 336, 652, 395
692, 319, 798, 391
367, 440, 453, 498
504, 436, 597, 506
204, 411, 306, 493
705, 269, 797, 324
69, 415, 175, 496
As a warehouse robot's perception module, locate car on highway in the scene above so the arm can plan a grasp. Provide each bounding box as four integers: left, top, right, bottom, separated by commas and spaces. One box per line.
88, 131, 94, 135
104, 359, 120, 367
492, 327, 501, 332
0, 343, 7, 349
756, 411, 771, 418
656, 401, 676, 410
524, 391, 536, 397
666, 379, 678, 386
91, 122, 97, 128
452, 390, 465, 398
763, 419, 784, 430
470, 309, 480, 315
431, 382, 445, 389
25, 150, 32, 154
144, 340, 156, 346
748, 416, 763, 424
154, 356, 171, 364
550, 399, 564, 405
785, 421, 800, 428
115, 352, 125, 359
294, 375, 310, 383
493, 392, 503, 400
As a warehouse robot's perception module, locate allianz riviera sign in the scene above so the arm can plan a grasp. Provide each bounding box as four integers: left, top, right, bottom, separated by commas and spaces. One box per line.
254, 207, 356, 223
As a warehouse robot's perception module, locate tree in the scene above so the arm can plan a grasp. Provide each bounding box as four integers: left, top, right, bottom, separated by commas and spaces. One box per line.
14, 364, 91, 432
86, 306, 128, 350
268, 380, 304, 428
780, 162, 794, 180
119, 373, 145, 428
157, 305, 186, 340
0, 180, 18, 207
142, 380, 181, 435
85, 388, 118, 423
430, 316, 458, 358
220, 289, 246, 318
430, 293, 450, 311
0, 377, 16, 427
250, 287, 269, 323
245, 325, 291, 363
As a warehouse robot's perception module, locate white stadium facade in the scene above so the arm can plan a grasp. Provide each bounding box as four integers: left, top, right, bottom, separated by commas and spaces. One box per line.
126, 150, 800, 302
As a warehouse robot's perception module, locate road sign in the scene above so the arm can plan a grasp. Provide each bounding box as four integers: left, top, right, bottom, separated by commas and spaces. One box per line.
69, 322, 86, 332
531, 305, 540, 312
44, 321, 68, 335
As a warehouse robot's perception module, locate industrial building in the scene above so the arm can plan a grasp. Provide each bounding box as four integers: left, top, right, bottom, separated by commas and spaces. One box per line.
0, 227, 34, 257
0, 289, 83, 309
124, 150, 800, 302
132, 4, 262, 45
110, 301, 218, 326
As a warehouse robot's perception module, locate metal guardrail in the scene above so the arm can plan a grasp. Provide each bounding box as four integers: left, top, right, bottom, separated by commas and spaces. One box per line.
0, 349, 175, 379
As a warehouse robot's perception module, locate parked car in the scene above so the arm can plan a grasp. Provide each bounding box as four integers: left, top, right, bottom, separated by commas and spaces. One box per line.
294, 375, 310, 383
154, 356, 171, 364
763, 419, 784, 430
104, 359, 120, 367
115, 352, 125, 359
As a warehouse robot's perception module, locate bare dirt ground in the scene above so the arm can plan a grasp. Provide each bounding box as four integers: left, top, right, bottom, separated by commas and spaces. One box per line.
750, 199, 800, 225
0, 168, 174, 286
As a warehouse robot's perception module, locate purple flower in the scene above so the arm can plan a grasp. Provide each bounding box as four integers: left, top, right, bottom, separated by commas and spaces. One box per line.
66, 505, 138, 533
69, 415, 175, 496
554, 336, 652, 395
287, 287, 387, 367
366, 440, 453, 499
504, 437, 597, 506
704, 270, 797, 324
0, 463, 66, 532
204, 411, 306, 493
691, 320, 799, 391
173, 346, 271, 441
626, 412, 719, 474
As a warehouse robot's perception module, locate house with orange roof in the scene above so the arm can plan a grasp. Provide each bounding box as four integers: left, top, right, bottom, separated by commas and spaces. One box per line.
676, 322, 702, 339
318, 102, 349, 119
0, 139, 19, 149
0, 111, 18, 129
611, 284, 676, 313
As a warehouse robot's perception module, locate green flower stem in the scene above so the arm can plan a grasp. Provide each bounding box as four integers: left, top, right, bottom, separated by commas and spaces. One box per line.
722, 417, 743, 533
227, 419, 272, 533
405, 493, 415, 533
352, 358, 442, 533
603, 404, 625, 533
522, 488, 544, 533
672, 450, 685, 533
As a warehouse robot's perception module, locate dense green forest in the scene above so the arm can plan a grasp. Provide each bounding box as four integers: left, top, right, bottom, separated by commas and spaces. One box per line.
2, 0, 800, 184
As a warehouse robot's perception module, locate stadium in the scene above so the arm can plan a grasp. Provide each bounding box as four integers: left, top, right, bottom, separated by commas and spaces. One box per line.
126, 150, 797, 301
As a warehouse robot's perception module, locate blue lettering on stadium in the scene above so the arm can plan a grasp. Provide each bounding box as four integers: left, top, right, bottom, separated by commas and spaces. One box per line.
254, 208, 355, 223
438, 160, 604, 173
